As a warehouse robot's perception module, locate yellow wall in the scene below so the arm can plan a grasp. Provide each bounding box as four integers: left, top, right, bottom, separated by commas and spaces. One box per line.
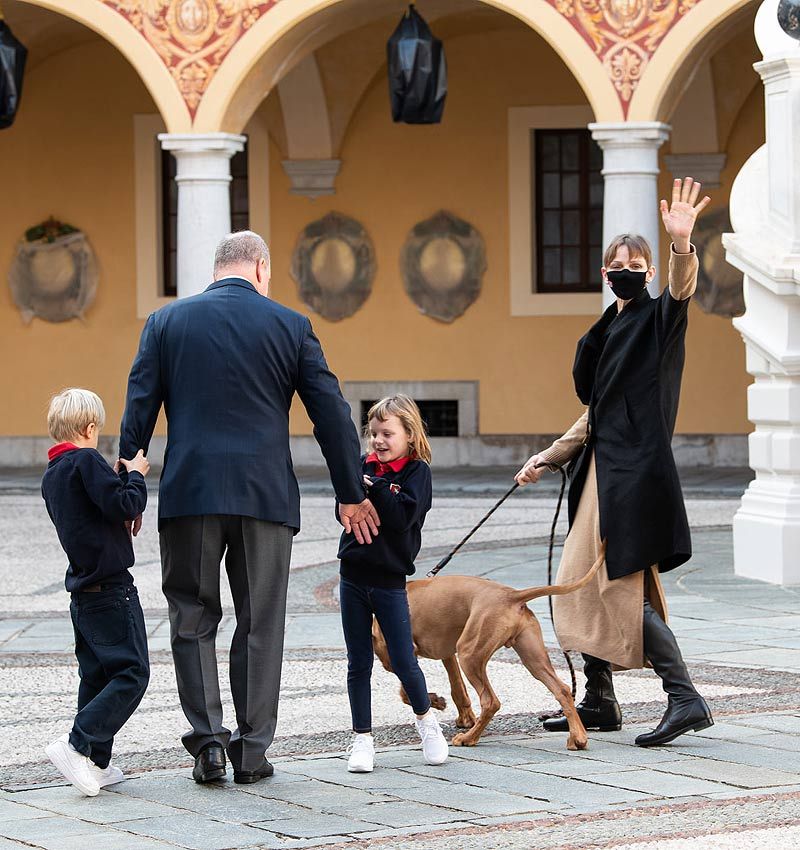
277, 26, 761, 436
277, 27, 591, 436
0, 20, 765, 440
660, 80, 763, 435
0, 40, 157, 437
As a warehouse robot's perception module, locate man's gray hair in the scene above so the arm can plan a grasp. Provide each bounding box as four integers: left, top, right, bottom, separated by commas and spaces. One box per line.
214, 231, 270, 277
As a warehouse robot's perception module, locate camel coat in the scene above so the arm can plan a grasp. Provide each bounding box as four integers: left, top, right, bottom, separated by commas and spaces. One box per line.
540, 247, 698, 670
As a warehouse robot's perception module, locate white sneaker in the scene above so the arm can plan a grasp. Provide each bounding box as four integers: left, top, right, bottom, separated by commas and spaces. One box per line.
346, 733, 374, 773
45, 735, 100, 796
89, 761, 125, 787
415, 712, 448, 765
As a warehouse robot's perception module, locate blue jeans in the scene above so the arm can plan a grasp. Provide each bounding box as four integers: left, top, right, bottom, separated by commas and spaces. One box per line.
339, 577, 430, 733
69, 584, 150, 768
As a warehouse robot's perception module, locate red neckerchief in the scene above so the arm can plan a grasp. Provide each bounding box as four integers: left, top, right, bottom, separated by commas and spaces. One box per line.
48, 442, 80, 461
366, 452, 415, 478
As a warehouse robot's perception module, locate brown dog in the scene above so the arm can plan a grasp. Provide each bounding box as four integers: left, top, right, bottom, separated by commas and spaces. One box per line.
372, 546, 606, 750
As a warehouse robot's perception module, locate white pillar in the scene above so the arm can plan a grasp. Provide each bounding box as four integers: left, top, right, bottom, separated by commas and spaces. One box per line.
589, 122, 671, 308
158, 133, 246, 298
723, 0, 800, 585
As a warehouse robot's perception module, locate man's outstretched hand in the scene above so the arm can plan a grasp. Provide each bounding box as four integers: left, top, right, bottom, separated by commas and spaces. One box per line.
340, 499, 381, 544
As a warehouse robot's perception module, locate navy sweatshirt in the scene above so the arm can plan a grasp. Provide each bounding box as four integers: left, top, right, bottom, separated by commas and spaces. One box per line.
337, 456, 432, 589
41, 446, 148, 592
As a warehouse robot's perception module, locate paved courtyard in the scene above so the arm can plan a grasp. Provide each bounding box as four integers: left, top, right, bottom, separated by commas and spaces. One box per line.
3, 466, 800, 848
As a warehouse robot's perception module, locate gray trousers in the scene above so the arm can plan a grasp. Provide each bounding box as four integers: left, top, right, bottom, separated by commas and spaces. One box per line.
160, 515, 293, 771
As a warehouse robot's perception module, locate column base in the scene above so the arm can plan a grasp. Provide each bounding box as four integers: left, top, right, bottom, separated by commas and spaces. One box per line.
734, 480, 800, 584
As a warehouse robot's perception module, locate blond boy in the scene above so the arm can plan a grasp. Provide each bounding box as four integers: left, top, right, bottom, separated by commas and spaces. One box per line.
41, 388, 150, 796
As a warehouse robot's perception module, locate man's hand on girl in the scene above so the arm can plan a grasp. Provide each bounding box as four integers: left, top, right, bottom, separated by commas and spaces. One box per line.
340, 500, 381, 544
660, 177, 711, 254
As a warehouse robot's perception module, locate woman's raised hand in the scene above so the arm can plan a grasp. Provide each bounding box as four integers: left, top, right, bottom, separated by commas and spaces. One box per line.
515, 453, 547, 486
660, 177, 711, 254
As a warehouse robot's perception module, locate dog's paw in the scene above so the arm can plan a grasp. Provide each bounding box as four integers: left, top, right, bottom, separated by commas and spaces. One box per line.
452, 732, 477, 747
567, 736, 589, 751
456, 712, 476, 729
428, 693, 447, 711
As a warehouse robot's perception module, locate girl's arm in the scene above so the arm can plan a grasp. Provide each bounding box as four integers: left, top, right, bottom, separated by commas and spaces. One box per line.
365, 463, 432, 533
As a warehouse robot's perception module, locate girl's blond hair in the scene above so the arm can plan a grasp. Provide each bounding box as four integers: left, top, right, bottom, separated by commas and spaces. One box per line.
47, 388, 106, 442
364, 394, 432, 464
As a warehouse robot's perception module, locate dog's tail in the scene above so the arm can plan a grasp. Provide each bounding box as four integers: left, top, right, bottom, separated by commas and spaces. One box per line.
511, 541, 607, 605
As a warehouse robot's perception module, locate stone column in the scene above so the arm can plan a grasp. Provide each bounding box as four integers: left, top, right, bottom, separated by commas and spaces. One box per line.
723, 0, 800, 584
589, 122, 671, 308
158, 133, 246, 298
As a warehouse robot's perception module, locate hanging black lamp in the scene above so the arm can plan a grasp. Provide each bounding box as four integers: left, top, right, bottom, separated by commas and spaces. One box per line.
0, 7, 27, 129
387, 4, 447, 124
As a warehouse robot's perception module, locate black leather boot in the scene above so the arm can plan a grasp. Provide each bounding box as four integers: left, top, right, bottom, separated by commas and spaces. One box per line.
635, 601, 713, 747
543, 654, 622, 732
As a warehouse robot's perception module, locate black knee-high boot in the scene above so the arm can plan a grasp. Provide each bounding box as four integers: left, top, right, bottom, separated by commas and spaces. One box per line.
543, 653, 622, 732
635, 601, 713, 747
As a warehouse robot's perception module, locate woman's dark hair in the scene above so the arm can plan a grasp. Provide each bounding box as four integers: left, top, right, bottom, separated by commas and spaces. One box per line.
603, 234, 653, 268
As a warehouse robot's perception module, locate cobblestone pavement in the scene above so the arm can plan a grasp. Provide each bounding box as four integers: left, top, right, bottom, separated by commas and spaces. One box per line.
4, 466, 800, 849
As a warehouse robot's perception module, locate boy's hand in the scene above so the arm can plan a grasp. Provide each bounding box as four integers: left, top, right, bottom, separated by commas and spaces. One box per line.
125, 515, 143, 540
119, 449, 150, 477
363, 475, 374, 489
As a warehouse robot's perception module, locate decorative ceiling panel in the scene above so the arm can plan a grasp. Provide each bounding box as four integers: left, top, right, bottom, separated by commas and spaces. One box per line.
100, 0, 704, 121
545, 0, 701, 116
101, 0, 279, 117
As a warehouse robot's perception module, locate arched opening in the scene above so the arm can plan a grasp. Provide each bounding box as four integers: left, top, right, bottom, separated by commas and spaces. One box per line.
13, 0, 188, 130
648, 5, 762, 450
0, 1, 177, 443
221, 1, 611, 452
195, 0, 620, 134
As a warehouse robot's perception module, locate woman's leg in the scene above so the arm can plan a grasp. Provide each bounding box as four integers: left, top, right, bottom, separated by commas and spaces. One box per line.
636, 599, 713, 747
543, 653, 622, 732
339, 579, 376, 733
370, 587, 431, 717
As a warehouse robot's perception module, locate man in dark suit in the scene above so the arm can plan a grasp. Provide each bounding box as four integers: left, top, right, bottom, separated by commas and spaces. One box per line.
119, 231, 378, 784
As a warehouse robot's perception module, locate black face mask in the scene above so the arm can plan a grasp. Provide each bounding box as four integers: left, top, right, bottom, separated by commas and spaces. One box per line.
606, 269, 647, 301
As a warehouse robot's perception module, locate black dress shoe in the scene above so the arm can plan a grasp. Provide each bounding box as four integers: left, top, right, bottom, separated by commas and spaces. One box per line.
193, 744, 226, 783
635, 697, 713, 747
542, 699, 622, 733
637, 601, 713, 747
543, 654, 622, 733
233, 758, 274, 784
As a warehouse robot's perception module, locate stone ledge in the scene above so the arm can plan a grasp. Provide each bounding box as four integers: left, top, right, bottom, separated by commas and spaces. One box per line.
1, 434, 749, 468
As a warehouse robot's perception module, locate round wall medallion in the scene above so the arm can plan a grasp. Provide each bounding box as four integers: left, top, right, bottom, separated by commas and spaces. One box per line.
400, 210, 486, 322
290, 212, 375, 321
9, 226, 98, 324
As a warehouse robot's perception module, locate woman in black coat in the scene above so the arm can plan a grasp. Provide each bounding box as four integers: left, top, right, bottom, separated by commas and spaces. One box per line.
516, 178, 713, 747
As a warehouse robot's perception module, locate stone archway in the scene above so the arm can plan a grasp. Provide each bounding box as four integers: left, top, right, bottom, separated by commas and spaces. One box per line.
17, 0, 190, 130
629, 0, 757, 123
194, 0, 623, 135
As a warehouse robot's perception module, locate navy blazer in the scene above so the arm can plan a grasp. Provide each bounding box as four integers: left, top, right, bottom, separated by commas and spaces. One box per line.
119, 277, 364, 531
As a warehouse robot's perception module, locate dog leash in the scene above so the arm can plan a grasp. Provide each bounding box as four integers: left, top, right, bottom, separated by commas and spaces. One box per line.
426, 462, 577, 702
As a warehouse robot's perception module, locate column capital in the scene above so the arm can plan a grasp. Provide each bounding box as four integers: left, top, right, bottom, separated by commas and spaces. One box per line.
158, 132, 246, 155
588, 121, 671, 148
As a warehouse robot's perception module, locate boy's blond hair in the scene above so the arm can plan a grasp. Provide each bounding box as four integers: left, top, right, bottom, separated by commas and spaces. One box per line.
47, 388, 106, 442
365, 394, 432, 464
